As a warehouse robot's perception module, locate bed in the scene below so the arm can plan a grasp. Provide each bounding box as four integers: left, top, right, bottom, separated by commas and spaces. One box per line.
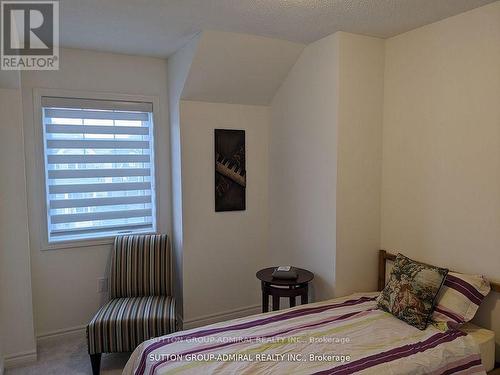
124, 251, 497, 375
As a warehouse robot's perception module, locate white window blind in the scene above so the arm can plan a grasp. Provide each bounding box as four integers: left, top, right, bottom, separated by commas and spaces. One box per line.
41, 96, 156, 243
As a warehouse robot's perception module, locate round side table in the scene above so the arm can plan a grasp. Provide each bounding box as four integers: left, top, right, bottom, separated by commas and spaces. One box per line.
256, 267, 314, 313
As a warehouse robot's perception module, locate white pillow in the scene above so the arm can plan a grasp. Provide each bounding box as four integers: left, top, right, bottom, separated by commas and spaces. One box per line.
432, 272, 490, 330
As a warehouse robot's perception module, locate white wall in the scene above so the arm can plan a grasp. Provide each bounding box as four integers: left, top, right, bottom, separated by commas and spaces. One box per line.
335, 32, 385, 296
167, 36, 199, 323
269, 31, 385, 302
270, 34, 339, 302
0, 72, 36, 363
179, 100, 269, 326
173, 31, 301, 324
381, 1, 500, 359
20, 48, 171, 336
0, 335, 3, 375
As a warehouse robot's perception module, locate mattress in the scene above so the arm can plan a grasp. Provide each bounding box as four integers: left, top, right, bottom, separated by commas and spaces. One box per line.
460, 323, 495, 372
124, 292, 486, 375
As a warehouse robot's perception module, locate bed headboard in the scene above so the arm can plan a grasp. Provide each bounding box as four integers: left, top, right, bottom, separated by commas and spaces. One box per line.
378, 249, 500, 293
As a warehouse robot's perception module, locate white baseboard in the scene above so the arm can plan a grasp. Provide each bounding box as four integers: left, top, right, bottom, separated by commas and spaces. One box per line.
36, 325, 86, 343
183, 304, 261, 330
33, 305, 260, 346
4, 350, 37, 369
176, 313, 184, 331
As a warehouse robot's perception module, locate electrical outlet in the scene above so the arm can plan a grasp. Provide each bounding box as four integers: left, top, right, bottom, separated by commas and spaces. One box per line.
98, 277, 108, 293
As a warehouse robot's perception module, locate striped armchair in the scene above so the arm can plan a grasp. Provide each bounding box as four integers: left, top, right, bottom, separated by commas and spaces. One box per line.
86, 234, 176, 375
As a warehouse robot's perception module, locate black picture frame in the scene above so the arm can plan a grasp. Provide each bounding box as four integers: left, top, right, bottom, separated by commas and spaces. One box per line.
214, 129, 246, 212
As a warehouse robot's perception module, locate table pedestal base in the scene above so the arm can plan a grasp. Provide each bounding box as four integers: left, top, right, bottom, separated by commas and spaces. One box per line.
261, 281, 309, 313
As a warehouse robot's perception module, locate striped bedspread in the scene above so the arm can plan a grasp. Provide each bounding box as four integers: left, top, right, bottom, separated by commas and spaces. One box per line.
124, 292, 485, 375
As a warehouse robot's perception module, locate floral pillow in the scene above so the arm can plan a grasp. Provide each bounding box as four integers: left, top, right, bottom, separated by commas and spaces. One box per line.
377, 253, 448, 330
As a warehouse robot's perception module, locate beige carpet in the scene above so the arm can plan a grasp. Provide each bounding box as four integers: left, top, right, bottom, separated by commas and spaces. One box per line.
6, 334, 130, 375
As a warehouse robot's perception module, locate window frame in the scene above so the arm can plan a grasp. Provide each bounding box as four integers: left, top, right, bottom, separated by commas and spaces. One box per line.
33, 88, 161, 250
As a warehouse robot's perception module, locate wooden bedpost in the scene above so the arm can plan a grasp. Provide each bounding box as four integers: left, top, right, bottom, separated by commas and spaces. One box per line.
378, 250, 386, 291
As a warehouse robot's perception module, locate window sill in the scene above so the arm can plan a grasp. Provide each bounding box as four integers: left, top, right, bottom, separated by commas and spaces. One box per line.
40, 237, 115, 251
40, 230, 157, 251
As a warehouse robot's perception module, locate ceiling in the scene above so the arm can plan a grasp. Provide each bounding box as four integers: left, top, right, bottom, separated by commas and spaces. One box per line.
59, 0, 497, 58
182, 31, 304, 105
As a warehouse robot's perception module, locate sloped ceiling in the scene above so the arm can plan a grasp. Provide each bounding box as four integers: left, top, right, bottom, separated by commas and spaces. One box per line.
180, 31, 305, 106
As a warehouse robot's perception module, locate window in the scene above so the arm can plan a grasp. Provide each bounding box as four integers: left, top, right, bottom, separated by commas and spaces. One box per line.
41, 96, 156, 243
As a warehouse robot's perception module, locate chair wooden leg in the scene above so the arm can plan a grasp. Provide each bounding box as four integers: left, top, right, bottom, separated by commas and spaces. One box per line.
90, 353, 101, 375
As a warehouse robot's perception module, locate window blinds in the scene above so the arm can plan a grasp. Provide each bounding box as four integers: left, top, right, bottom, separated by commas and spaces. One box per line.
41, 96, 156, 242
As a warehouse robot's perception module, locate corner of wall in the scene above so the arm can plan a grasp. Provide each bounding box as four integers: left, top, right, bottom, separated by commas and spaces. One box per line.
0, 71, 37, 364
167, 35, 200, 322
0, 327, 4, 375
334, 31, 385, 296
269, 31, 339, 302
